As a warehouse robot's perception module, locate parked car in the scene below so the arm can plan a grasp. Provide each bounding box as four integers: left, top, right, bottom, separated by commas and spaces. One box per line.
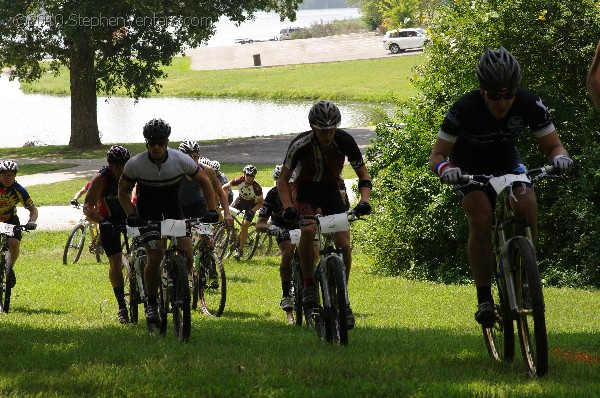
279, 27, 305, 40
382, 28, 426, 54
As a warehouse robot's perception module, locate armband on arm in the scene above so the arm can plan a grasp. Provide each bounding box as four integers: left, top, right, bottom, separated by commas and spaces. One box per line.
435, 160, 452, 176
357, 179, 372, 190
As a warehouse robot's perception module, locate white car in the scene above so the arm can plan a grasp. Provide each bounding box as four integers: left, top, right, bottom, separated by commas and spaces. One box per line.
382, 28, 426, 54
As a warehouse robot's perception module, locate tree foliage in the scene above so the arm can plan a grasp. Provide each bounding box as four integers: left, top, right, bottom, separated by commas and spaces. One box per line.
0, 0, 299, 147
348, 0, 433, 30
360, 0, 600, 287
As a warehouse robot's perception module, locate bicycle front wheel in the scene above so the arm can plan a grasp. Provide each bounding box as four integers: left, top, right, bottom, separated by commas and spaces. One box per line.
63, 224, 86, 264
321, 256, 348, 346
171, 253, 191, 342
510, 237, 548, 377
0, 256, 7, 313
247, 230, 273, 260
122, 254, 139, 323
198, 251, 226, 317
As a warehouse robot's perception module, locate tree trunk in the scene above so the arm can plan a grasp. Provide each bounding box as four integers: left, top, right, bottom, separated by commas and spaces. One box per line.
69, 44, 101, 148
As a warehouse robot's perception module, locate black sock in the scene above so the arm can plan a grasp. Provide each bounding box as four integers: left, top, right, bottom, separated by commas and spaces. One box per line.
476, 286, 493, 304
113, 286, 126, 309
147, 294, 158, 306
282, 281, 291, 297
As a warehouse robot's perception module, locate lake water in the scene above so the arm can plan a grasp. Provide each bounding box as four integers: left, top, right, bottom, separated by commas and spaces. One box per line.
0, 7, 387, 148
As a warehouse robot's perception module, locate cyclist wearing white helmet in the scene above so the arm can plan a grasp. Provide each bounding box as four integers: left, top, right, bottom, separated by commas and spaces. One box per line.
118, 118, 219, 325
222, 164, 264, 260
0, 159, 38, 311
83, 145, 132, 323
278, 100, 372, 330
256, 165, 299, 315
177, 141, 232, 225
429, 47, 572, 327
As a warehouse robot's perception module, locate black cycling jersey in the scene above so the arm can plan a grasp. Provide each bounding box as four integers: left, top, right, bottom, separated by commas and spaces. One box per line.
282, 129, 364, 183
258, 187, 297, 230
439, 88, 555, 174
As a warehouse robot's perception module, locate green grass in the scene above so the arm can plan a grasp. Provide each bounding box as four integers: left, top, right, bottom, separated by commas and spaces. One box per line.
18, 163, 78, 176
21, 56, 422, 103
1, 232, 599, 397
26, 163, 355, 206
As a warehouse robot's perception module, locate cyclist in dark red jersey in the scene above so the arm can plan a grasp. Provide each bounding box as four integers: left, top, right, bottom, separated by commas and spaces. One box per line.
278, 100, 372, 329
428, 47, 572, 327
83, 145, 131, 324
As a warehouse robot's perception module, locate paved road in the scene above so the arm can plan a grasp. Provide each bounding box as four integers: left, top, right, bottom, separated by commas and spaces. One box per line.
16, 128, 373, 230
186, 32, 421, 70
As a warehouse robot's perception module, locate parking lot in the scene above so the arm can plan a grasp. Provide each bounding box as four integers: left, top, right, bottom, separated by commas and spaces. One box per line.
186, 32, 422, 71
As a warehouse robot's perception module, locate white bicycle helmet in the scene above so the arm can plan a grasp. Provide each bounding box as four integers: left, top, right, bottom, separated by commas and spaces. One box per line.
0, 160, 18, 173
179, 140, 200, 154
243, 164, 257, 176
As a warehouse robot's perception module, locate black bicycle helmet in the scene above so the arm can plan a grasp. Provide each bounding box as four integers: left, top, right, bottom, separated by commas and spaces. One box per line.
143, 118, 171, 140
308, 100, 342, 130
0, 160, 18, 173
106, 145, 130, 164
476, 47, 521, 91
179, 140, 200, 154
243, 164, 257, 176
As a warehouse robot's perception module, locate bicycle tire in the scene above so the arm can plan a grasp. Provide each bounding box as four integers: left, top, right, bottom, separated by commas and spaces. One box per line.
213, 225, 229, 261
158, 264, 169, 336
291, 250, 303, 326
63, 224, 86, 264
122, 254, 139, 323
198, 251, 226, 317
247, 230, 273, 260
510, 237, 548, 377
0, 255, 7, 313
321, 256, 348, 346
171, 253, 191, 341
482, 284, 515, 363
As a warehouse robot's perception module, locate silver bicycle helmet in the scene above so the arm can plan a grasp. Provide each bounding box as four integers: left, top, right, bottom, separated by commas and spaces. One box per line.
179, 140, 200, 154
106, 145, 130, 164
308, 100, 342, 130
0, 160, 18, 173
143, 118, 171, 140
243, 164, 257, 176
199, 157, 211, 166
476, 47, 521, 91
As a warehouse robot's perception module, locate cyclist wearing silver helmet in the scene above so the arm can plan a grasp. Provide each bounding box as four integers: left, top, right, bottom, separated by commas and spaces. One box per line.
222, 164, 264, 260
118, 118, 219, 325
83, 145, 131, 323
428, 47, 572, 327
0, 159, 38, 311
177, 140, 232, 225
278, 100, 373, 330
256, 165, 299, 316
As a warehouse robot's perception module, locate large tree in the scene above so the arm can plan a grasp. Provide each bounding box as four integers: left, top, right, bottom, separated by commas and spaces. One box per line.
0, 1, 298, 148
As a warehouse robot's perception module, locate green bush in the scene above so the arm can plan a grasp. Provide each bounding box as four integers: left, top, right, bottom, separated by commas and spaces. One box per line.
360, 0, 600, 287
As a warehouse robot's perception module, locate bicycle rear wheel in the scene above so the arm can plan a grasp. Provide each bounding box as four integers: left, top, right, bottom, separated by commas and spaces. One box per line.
482, 296, 515, 363
247, 230, 273, 260
63, 224, 86, 264
321, 256, 348, 346
198, 251, 226, 317
122, 254, 139, 323
510, 237, 548, 377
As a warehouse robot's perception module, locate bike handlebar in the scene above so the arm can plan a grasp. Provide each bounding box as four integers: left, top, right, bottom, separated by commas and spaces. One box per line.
456, 165, 560, 186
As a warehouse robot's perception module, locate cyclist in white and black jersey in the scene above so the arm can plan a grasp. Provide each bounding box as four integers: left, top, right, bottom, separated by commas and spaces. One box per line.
118, 118, 219, 324
428, 47, 572, 327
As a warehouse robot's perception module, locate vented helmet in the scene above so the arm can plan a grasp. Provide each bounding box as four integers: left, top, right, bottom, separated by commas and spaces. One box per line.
272, 165, 282, 180
106, 145, 130, 164
209, 160, 220, 171
199, 157, 211, 166
308, 100, 341, 130
243, 164, 257, 176
143, 118, 171, 140
179, 140, 200, 154
476, 47, 521, 91
0, 160, 18, 173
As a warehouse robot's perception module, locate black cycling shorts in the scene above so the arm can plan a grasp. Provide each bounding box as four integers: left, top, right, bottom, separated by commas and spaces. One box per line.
294, 181, 346, 216
4, 215, 22, 241
100, 222, 122, 258
182, 201, 208, 220
456, 180, 533, 207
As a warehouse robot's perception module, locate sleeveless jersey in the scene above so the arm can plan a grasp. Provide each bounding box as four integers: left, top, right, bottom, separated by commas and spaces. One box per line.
97, 166, 127, 222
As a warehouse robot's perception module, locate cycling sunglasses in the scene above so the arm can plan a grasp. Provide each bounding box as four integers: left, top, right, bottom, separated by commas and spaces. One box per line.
485, 90, 516, 101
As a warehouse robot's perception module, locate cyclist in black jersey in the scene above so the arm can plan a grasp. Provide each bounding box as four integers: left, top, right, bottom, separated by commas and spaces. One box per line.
428, 47, 572, 327
83, 145, 131, 324
278, 100, 372, 329
0, 160, 38, 309
587, 40, 600, 110
256, 165, 299, 313
117, 118, 219, 324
